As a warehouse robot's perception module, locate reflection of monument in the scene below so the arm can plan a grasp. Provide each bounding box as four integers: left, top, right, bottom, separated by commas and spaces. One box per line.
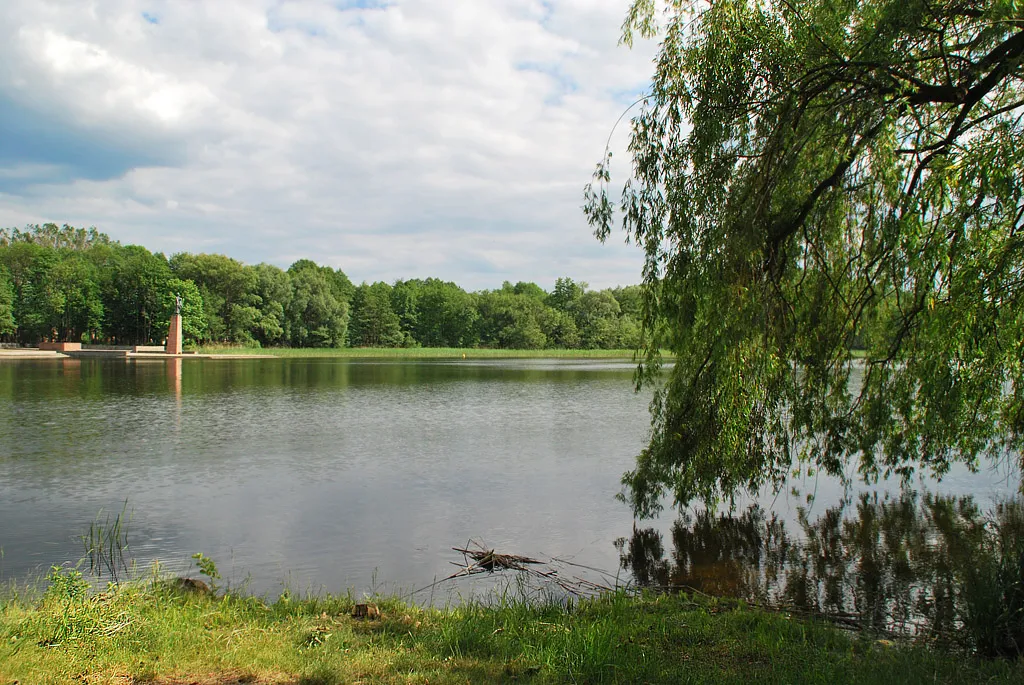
169, 357, 182, 397
167, 293, 183, 355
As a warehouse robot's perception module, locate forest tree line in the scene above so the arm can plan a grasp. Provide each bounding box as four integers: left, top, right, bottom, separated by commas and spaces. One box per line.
0, 224, 644, 349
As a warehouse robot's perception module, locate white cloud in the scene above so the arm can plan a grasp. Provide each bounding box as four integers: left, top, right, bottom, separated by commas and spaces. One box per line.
23, 26, 215, 123
0, 0, 656, 290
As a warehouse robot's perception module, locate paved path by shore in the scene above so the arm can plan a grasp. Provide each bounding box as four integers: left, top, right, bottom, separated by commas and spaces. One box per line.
0, 348, 274, 360
0, 349, 67, 359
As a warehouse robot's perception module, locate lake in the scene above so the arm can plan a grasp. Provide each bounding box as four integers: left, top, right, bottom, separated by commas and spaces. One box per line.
1, 356, 654, 597
1, 356, 1019, 619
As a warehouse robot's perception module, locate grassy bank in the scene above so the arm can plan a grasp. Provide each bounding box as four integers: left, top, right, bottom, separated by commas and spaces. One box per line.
2, 571, 1021, 684
195, 346, 641, 359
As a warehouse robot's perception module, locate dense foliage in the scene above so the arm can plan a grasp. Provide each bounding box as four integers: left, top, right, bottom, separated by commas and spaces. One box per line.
0, 224, 642, 350
585, 0, 1024, 515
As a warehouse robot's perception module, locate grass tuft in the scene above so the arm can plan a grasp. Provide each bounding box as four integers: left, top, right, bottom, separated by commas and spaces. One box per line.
79, 499, 132, 582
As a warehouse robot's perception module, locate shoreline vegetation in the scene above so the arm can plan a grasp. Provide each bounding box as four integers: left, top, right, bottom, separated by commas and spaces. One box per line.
0, 224, 648, 355
3, 569, 1022, 685
195, 345, 644, 359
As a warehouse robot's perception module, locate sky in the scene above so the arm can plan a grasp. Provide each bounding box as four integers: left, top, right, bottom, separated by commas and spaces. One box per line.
0, 0, 658, 291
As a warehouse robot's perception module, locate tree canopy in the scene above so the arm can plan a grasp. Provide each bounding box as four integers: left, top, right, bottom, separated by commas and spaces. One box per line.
586, 0, 1024, 516
1, 224, 645, 352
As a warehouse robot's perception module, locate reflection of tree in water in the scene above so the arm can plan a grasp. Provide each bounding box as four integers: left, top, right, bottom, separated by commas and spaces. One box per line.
618, 492, 1023, 640
615, 525, 669, 587
617, 505, 788, 600
786, 493, 990, 635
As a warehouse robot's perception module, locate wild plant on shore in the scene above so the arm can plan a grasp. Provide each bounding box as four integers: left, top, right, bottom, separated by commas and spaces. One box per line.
79, 499, 132, 583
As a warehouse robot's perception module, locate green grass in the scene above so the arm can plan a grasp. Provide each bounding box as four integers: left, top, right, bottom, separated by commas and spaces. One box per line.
196, 345, 642, 359
2, 569, 1022, 684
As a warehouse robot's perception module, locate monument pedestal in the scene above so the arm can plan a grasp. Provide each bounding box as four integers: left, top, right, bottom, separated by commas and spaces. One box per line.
167, 314, 183, 355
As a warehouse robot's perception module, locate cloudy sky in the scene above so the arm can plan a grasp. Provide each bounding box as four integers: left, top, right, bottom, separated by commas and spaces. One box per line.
0, 0, 657, 290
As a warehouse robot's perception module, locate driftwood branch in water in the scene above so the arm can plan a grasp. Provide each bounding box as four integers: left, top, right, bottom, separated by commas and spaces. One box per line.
408, 539, 620, 599
452, 544, 543, 571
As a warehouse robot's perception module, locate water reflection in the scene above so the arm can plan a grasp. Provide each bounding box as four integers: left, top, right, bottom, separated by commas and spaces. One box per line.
618, 491, 1024, 640
0, 357, 652, 596
169, 358, 182, 428
2, 357, 1019, 613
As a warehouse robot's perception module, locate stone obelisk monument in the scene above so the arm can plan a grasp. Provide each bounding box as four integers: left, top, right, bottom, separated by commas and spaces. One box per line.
167, 294, 183, 355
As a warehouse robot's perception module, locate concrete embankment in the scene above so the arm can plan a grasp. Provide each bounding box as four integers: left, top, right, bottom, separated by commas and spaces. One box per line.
0, 348, 67, 359
0, 348, 274, 360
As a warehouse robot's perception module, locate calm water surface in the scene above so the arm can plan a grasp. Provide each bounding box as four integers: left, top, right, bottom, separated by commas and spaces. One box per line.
1, 357, 653, 596
0, 356, 1018, 613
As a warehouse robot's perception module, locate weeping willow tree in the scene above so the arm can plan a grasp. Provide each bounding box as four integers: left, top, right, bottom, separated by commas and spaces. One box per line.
585, 0, 1024, 516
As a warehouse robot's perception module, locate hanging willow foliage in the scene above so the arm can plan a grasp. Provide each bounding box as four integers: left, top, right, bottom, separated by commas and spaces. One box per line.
585, 0, 1024, 516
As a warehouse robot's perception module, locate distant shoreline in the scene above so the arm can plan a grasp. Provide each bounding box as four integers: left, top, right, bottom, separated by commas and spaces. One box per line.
0, 346, 643, 360
196, 346, 645, 359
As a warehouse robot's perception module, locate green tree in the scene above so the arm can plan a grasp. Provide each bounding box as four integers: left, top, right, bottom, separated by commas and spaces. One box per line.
161, 278, 206, 344
287, 261, 349, 347
47, 252, 104, 342
546, 277, 586, 315
251, 263, 292, 346
540, 309, 581, 349
576, 290, 623, 349
477, 291, 548, 349
608, 285, 643, 321
349, 281, 403, 347
414, 279, 479, 348
0, 244, 103, 343
288, 259, 354, 305
0, 265, 15, 337
100, 245, 171, 345
328, 267, 355, 304
390, 279, 422, 347
170, 253, 260, 343
0, 223, 111, 250
505, 280, 548, 302
606, 286, 644, 350
585, 0, 1024, 515
0, 242, 55, 343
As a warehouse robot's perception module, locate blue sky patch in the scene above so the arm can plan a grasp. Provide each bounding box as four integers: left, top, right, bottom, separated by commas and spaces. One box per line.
0, 94, 179, 192
515, 61, 578, 106
266, 7, 327, 37
609, 86, 652, 108
538, 1, 554, 27
333, 0, 392, 10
